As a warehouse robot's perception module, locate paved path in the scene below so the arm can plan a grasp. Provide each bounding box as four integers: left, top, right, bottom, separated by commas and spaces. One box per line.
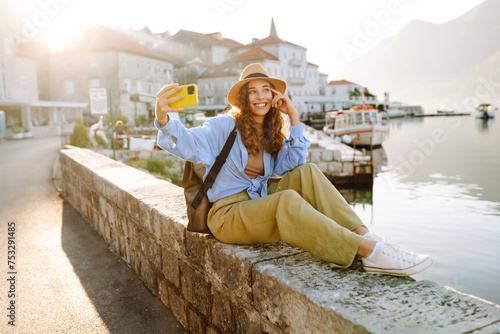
0, 137, 185, 333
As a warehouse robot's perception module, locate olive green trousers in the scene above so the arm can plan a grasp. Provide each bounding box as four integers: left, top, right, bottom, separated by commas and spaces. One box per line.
208, 163, 364, 267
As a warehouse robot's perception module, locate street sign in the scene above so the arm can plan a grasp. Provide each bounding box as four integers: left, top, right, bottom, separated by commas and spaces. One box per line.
89, 88, 108, 115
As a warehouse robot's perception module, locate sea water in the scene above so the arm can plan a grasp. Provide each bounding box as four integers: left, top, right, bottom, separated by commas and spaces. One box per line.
344, 115, 500, 305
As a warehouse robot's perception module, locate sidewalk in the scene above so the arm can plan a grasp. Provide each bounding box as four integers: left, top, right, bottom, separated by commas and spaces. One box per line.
0, 137, 185, 333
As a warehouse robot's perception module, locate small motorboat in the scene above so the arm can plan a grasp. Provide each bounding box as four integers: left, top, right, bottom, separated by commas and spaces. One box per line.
475, 103, 496, 119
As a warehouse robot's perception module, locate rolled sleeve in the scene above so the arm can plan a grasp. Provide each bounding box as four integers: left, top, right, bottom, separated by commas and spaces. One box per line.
274, 124, 310, 175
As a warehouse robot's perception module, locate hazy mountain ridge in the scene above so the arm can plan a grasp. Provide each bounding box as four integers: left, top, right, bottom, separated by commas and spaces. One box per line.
338, 0, 500, 111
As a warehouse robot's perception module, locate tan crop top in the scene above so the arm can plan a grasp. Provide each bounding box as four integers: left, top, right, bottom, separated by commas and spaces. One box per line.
244, 122, 265, 179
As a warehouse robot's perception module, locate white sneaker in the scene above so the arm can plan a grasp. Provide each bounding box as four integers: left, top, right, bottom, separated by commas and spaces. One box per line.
362, 243, 432, 276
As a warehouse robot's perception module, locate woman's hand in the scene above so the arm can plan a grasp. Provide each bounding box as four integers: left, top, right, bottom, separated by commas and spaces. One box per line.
270, 88, 300, 125
155, 83, 184, 127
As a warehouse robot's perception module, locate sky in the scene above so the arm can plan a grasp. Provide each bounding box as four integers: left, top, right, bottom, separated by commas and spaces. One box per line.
1, 0, 487, 79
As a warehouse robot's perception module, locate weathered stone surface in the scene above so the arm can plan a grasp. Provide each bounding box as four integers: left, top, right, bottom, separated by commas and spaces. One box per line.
205, 241, 304, 304
234, 303, 281, 334
253, 252, 500, 334
140, 232, 162, 272
168, 285, 188, 329
180, 260, 211, 318
187, 309, 206, 334
211, 284, 234, 333
61, 147, 500, 334
321, 149, 334, 161
471, 322, 500, 333
157, 276, 170, 309
162, 247, 181, 289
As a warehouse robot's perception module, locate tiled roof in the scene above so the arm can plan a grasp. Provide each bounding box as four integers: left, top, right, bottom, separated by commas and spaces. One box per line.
231, 34, 304, 51
173, 30, 243, 48
328, 79, 357, 86
228, 48, 278, 62
198, 64, 241, 79
54, 26, 176, 63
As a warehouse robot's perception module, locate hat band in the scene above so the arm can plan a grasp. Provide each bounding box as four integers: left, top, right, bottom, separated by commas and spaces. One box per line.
243, 72, 269, 79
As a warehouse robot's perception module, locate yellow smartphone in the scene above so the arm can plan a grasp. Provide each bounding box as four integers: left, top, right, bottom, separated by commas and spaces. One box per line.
169, 84, 199, 109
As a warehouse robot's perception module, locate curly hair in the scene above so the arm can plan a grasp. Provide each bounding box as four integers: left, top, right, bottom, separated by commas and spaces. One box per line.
227, 82, 288, 158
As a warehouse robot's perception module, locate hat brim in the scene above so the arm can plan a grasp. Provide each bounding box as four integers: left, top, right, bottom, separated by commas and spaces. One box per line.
227, 77, 286, 107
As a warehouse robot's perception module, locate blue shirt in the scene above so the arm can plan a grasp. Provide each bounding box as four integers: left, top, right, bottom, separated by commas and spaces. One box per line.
155, 115, 310, 202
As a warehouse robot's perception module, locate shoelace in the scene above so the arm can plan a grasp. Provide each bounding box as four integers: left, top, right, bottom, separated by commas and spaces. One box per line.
381, 243, 417, 264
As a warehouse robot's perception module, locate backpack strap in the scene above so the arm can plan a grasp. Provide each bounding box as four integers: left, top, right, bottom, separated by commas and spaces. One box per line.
192, 125, 237, 209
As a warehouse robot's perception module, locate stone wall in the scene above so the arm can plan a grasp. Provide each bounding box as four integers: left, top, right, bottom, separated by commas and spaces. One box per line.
60, 146, 500, 334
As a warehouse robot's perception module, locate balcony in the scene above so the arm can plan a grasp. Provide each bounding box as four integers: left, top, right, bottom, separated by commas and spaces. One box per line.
289, 59, 302, 67
287, 77, 306, 85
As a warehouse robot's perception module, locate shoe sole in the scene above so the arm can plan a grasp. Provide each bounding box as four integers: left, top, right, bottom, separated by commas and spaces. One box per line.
364, 257, 433, 276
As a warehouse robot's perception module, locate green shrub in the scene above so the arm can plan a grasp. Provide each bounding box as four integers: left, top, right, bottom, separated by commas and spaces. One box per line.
70, 117, 90, 148
126, 158, 180, 186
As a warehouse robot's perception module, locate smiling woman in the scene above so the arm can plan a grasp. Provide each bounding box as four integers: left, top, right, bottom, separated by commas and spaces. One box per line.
154, 63, 433, 277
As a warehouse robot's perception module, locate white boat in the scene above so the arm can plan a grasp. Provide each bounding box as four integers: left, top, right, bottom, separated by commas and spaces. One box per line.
475, 103, 496, 119
322, 106, 389, 148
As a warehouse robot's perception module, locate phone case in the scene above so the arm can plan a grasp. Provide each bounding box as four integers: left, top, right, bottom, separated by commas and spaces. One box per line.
169, 84, 199, 109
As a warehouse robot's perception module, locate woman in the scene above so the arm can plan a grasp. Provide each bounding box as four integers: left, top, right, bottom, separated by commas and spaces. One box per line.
155, 63, 432, 276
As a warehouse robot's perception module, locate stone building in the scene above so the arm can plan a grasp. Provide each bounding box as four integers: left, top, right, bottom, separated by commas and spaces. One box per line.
42, 26, 176, 125
195, 20, 327, 114
0, 21, 86, 139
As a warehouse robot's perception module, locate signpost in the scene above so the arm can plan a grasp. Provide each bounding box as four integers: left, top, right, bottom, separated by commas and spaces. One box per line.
89, 88, 116, 160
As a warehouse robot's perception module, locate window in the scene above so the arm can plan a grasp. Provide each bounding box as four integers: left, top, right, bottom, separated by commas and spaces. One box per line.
65, 80, 74, 94
124, 79, 131, 94
21, 76, 29, 95
136, 62, 141, 69
136, 81, 142, 92
3, 38, 13, 56
166, 69, 171, 80
90, 78, 100, 88
205, 82, 214, 90
147, 64, 153, 72
205, 97, 214, 105
0, 71, 5, 98
147, 83, 153, 94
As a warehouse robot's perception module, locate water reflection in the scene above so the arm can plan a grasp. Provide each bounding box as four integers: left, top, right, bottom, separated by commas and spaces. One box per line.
340, 115, 500, 305
475, 117, 495, 132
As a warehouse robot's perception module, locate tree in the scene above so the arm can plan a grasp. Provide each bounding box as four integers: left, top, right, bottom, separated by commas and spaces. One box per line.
70, 117, 90, 148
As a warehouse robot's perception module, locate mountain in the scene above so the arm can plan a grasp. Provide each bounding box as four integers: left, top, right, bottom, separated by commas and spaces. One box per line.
337, 0, 500, 111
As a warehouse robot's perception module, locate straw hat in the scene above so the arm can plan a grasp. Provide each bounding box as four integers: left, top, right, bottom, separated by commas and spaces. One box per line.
227, 63, 286, 107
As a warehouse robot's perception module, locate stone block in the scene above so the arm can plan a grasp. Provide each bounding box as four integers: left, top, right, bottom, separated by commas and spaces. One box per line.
342, 162, 354, 175
157, 276, 169, 309
184, 230, 211, 270
205, 241, 304, 304
235, 303, 281, 334
162, 247, 180, 289
252, 253, 370, 333
211, 284, 234, 333
317, 161, 328, 173
327, 161, 342, 174
309, 150, 320, 164
93, 171, 124, 206
140, 258, 158, 295
252, 252, 500, 334
168, 285, 188, 329
188, 309, 206, 334
180, 261, 211, 318
321, 150, 334, 161
333, 149, 342, 161
140, 232, 162, 272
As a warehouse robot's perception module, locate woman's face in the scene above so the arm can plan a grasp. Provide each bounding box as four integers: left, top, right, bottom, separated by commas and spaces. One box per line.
247, 79, 273, 122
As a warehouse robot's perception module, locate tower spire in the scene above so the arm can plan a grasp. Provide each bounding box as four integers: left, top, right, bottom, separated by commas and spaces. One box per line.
270, 18, 277, 37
